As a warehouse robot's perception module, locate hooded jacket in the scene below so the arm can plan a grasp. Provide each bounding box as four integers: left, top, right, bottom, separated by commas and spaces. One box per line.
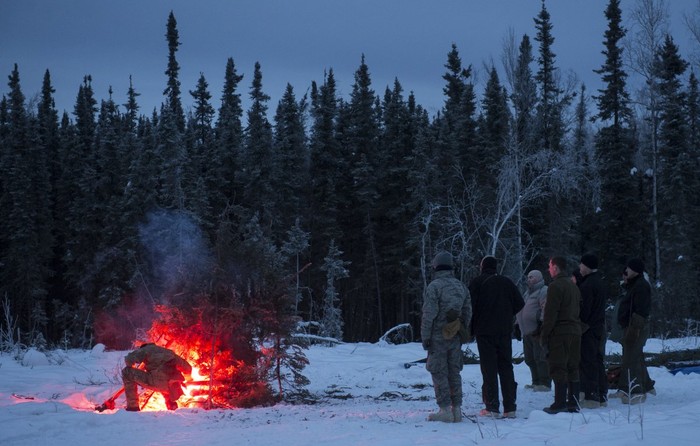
515, 278, 547, 335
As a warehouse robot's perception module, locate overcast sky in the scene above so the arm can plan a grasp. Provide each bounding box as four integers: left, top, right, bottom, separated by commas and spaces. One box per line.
1, 0, 698, 119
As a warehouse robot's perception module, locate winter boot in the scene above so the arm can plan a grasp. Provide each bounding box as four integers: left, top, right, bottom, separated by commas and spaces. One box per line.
165, 399, 179, 410
427, 406, 454, 422
543, 381, 568, 414
567, 381, 581, 412
452, 405, 462, 423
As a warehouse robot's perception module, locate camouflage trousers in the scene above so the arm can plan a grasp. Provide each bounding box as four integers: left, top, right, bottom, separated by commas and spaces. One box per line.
426, 338, 463, 408
122, 367, 184, 409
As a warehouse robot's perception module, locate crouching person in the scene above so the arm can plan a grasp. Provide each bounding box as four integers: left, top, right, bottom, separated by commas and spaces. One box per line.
122, 343, 192, 411
421, 251, 471, 422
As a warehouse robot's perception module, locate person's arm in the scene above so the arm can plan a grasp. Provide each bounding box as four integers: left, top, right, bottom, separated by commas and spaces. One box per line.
125, 349, 145, 367
461, 285, 472, 333
540, 282, 560, 341
421, 284, 438, 349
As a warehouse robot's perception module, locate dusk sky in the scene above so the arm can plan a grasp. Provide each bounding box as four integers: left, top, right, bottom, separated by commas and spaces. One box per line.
1, 0, 697, 119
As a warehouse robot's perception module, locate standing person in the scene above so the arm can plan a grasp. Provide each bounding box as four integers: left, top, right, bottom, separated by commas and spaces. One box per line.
421, 251, 471, 423
122, 342, 192, 411
469, 256, 524, 418
541, 256, 582, 414
515, 269, 550, 392
612, 258, 655, 404
577, 253, 608, 408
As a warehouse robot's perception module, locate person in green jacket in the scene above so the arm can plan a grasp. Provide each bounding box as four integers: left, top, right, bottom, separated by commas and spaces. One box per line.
541, 256, 582, 414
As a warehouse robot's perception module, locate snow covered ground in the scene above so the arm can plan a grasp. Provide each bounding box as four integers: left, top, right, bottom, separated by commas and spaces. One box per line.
1, 337, 699, 445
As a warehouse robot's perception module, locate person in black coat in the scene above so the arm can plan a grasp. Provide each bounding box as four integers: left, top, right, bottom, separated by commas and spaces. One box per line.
469, 256, 524, 418
612, 258, 655, 404
577, 253, 608, 408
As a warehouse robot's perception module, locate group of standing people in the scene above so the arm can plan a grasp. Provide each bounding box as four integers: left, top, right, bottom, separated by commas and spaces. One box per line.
421, 251, 655, 422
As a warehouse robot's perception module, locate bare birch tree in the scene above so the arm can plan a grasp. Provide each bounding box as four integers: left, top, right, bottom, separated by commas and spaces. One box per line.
626, 0, 669, 283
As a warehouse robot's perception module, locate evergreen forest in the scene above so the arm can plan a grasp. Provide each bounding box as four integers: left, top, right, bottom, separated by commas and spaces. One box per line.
2, 0, 700, 349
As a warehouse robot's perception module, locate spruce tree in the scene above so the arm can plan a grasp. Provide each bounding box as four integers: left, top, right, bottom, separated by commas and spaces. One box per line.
0, 65, 53, 342
655, 35, 691, 278
157, 13, 186, 211
593, 0, 643, 284
337, 55, 383, 339
164, 11, 185, 132
272, 83, 308, 240
214, 57, 244, 215
477, 66, 511, 192
319, 240, 349, 340
534, 0, 565, 153
309, 70, 343, 254
532, 1, 574, 256
184, 73, 215, 234
510, 34, 538, 154
241, 62, 275, 226
439, 44, 477, 184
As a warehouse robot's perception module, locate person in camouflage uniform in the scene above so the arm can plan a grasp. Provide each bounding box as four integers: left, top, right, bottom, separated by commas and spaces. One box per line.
421, 251, 471, 423
122, 343, 192, 411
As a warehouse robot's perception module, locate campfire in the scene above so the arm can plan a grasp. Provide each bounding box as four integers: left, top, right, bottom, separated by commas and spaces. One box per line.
122, 302, 273, 411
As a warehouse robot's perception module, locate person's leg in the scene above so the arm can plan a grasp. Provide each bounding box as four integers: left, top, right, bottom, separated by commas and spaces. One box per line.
446, 340, 464, 421
533, 340, 551, 388
496, 333, 517, 413
544, 335, 567, 412
566, 334, 581, 410
522, 334, 538, 387
426, 340, 454, 421
477, 335, 500, 413
579, 330, 598, 400
121, 367, 151, 410
597, 329, 609, 402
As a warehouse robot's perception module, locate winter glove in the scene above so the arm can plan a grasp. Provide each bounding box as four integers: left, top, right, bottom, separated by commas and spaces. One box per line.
513, 324, 522, 341
422, 338, 431, 351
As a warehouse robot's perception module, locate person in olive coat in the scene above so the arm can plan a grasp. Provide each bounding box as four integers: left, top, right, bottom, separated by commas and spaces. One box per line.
541, 256, 582, 414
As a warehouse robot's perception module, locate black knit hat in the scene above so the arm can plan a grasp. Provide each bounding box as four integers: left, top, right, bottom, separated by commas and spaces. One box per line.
580, 253, 598, 270
481, 256, 498, 271
627, 258, 645, 274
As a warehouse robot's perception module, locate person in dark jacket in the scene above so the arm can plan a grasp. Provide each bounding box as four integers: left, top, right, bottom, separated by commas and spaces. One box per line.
541, 256, 582, 414
611, 258, 655, 404
122, 343, 192, 411
469, 256, 524, 418
577, 253, 608, 408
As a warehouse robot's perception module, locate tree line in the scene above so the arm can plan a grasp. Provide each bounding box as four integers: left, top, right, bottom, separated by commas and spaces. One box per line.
1, 0, 699, 349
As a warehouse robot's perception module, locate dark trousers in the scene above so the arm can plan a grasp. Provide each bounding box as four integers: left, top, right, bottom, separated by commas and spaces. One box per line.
580, 326, 608, 401
547, 333, 580, 383
618, 325, 654, 393
476, 333, 517, 413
